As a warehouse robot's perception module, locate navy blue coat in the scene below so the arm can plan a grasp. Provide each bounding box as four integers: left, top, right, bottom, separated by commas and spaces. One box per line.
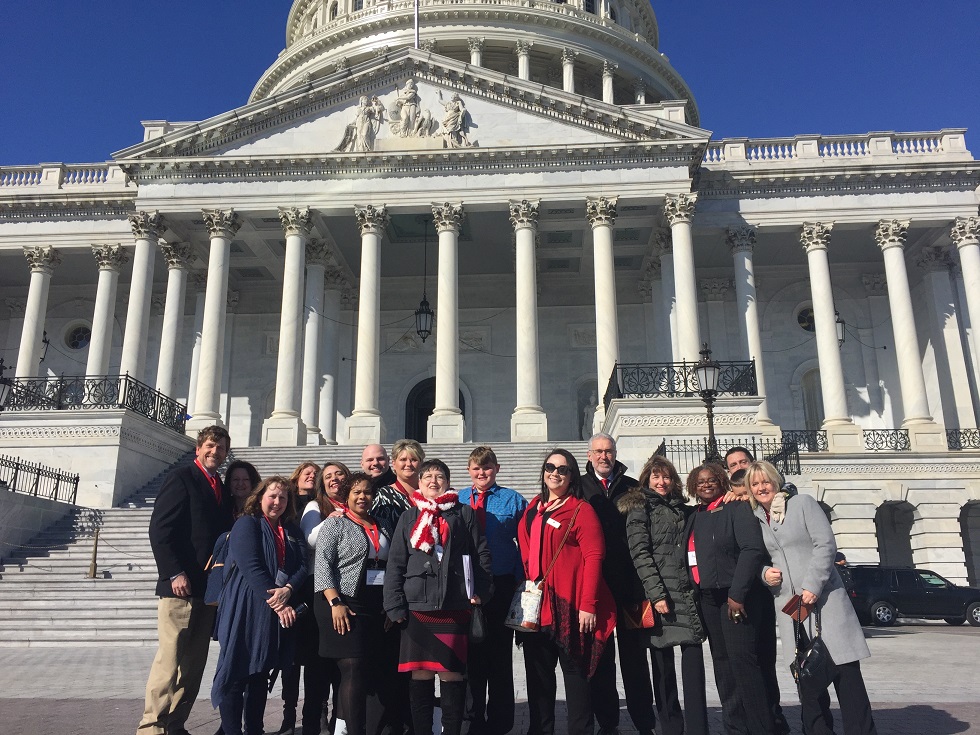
211, 514, 307, 708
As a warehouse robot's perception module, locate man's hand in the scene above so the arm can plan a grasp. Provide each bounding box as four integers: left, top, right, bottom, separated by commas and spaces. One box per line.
727, 598, 746, 623
171, 572, 191, 598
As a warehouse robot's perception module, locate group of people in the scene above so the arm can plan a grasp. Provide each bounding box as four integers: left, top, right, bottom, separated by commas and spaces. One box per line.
138, 427, 877, 735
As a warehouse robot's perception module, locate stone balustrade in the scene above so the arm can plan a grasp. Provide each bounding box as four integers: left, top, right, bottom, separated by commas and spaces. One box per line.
0, 163, 127, 192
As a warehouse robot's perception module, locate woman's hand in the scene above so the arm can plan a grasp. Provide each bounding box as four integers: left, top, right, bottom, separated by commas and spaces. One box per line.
578, 611, 596, 634
764, 567, 783, 587
266, 586, 291, 611
801, 589, 818, 606
470, 596, 482, 606
654, 599, 670, 615
332, 603, 355, 634
277, 606, 297, 629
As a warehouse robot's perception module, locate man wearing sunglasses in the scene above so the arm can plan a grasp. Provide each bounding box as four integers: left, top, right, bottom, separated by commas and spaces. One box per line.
581, 433, 640, 735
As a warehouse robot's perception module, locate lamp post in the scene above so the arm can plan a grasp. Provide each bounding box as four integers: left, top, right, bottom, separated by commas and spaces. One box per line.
414, 215, 434, 342
694, 343, 722, 463
835, 310, 845, 347
0, 358, 13, 411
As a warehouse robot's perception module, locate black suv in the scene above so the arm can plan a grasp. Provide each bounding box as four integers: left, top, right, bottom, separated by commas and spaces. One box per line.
838, 565, 980, 627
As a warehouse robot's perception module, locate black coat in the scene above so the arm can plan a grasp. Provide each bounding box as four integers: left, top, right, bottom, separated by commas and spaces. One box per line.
149, 463, 234, 598
685, 498, 768, 604
582, 460, 639, 605
618, 488, 705, 648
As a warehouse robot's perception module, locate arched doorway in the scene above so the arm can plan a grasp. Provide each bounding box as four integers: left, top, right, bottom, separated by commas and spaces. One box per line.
875, 501, 915, 567
801, 368, 825, 431
404, 378, 466, 443
960, 502, 980, 586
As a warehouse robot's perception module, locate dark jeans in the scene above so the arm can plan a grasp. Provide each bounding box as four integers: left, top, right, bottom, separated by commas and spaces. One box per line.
521, 632, 594, 735
219, 671, 270, 735
465, 574, 517, 735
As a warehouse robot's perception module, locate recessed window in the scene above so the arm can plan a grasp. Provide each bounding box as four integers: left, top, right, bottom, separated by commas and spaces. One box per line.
797, 307, 816, 333
65, 324, 92, 351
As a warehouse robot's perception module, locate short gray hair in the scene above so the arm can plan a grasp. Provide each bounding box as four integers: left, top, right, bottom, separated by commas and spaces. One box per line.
589, 432, 616, 450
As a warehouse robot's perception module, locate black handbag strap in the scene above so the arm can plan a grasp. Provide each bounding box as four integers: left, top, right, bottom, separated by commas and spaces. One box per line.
794, 598, 822, 658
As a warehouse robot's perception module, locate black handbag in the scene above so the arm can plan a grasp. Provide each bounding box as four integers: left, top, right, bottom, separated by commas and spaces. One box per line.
469, 604, 488, 644
790, 604, 838, 690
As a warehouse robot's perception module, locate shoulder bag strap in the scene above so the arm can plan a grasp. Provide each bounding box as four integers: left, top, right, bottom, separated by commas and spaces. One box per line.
540, 504, 582, 583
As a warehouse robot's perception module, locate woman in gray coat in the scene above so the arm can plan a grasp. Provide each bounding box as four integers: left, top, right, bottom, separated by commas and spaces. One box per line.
617, 454, 707, 735
747, 461, 877, 735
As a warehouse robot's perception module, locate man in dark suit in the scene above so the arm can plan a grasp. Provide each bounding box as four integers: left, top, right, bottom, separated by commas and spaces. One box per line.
137, 425, 234, 735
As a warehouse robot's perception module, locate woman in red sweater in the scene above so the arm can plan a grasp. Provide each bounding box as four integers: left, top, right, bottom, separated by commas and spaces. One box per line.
518, 448, 617, 735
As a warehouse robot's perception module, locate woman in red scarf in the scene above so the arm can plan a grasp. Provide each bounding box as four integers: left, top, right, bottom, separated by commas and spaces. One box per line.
518, 448, 616, 735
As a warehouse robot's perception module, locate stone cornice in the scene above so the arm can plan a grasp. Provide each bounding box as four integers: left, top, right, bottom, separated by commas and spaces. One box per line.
0, 195, 136, 221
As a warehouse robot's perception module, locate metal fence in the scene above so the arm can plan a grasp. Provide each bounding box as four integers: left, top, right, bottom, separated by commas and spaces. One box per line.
5, 374, 187, 433
0, 454, 79, 504
947, 429, 980, 450
659, 436, 801, 478
603, 360, 758, 411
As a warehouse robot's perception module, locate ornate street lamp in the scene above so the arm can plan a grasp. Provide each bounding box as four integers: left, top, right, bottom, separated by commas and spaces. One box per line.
835, 310, 845, 347
694, 343, 722, 463
414, 216, 434, 343
0, 358, 13, 411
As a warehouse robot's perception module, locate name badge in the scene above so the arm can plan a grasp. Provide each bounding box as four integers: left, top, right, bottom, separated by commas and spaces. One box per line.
435, 544, 444, 562
366, 569, 385, 586
687, 550, 697, 567
547, 518, 562, 529
275, 569, 289, 587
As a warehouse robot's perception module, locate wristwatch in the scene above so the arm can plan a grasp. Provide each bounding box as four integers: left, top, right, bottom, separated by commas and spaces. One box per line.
329, 597, 343, 607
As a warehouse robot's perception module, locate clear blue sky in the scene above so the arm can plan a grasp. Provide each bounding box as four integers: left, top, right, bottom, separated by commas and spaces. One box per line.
1, 1, 978, 165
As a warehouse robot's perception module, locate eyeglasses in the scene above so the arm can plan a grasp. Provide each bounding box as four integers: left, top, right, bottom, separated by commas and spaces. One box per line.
420, 473, 447, 483
589, 448, 615, 456
544, 463, 571, 477
696, 478, 720, 487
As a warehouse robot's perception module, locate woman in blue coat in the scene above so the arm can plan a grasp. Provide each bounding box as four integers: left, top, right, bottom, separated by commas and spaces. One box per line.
211, 476, 308, 735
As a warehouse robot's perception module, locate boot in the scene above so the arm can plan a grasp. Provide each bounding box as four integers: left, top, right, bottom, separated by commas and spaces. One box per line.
438, 680, 467, 735
409, 678, 436, 735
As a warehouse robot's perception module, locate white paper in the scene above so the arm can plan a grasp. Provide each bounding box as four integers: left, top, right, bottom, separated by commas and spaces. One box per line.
366, 569, 385, 586
688, 550, 697, 567
463, 554, 474, 599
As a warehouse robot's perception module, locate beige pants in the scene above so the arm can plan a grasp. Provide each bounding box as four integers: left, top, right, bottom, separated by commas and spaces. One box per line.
137, 596, 216, 735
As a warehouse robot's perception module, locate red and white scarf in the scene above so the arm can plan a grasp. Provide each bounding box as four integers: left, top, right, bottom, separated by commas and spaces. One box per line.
409, 489, 458, 553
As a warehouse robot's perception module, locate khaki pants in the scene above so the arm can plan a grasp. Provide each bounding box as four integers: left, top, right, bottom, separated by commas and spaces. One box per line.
137, 597, 216, 735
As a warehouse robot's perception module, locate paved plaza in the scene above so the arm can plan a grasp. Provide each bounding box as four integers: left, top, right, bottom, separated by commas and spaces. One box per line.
0, 623, 977, 735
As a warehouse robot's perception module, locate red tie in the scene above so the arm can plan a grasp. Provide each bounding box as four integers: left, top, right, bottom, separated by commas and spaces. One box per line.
601, 477, 610, 494
195, 459, 222, 505
470, 490, 487, 532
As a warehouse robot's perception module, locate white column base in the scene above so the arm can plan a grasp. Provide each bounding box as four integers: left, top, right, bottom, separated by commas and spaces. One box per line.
344, 413, 386, 445
592, 406, 606, 435
427, 411, 465, 444
757, 422, 782, 440
261, 414, 308, 447
510, 409, 549, 442
904, 420, 946, 453
306, 427, 326, 446
185, 413, 226, 437
824, 423, 864, 453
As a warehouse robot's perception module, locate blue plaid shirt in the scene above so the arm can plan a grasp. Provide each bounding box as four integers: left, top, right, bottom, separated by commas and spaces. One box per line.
457, 484, 528, 578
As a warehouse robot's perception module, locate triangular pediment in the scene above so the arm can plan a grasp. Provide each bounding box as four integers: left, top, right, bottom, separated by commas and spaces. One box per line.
114, 48, 710, 164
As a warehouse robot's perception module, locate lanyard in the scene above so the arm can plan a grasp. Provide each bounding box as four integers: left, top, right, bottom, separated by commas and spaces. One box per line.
348, 514, 381, 555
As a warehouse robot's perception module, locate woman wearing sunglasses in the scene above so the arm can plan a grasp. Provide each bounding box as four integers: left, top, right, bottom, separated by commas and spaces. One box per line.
517, 449, 616, 735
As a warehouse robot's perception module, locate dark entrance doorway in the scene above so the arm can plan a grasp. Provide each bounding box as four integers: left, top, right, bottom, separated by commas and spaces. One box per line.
875, 501, 916, 568
405, 378, 466, 443
960, 502, 980, 587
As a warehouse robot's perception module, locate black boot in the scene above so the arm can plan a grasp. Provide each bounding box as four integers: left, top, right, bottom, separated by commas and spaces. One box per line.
409, 678, 436, 735
439, 680, 467, 735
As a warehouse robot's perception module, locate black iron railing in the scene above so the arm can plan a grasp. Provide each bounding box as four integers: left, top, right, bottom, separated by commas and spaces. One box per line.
947, 429, 980, 450
0, 454, 79, 504
660, 437, 800, 477
863, 429, 911, 452
5, 374, 187, 433
780, 430, 829, 452
603, 360, 757, 411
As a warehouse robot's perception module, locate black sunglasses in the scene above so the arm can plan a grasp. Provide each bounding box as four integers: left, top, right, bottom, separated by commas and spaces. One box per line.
544, 463, 571, 477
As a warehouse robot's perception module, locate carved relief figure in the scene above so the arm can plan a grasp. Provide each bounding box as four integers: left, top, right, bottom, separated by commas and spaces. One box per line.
438, 91, 472, 148
335, 95, 386, 152
390, 80, 420, 137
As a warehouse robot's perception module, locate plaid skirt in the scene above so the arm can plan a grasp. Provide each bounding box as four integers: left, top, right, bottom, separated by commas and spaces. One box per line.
398, 609, 471, 673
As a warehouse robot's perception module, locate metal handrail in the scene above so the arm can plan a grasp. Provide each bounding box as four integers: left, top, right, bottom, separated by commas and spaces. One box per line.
603, 360, 757, 412
0, 454, 79, 505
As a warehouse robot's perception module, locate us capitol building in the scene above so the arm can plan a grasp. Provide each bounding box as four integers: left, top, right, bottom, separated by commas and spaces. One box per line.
1, 0, 979, 583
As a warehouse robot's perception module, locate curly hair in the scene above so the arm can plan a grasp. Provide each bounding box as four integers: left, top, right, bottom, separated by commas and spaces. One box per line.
243, 476, 297, 524
685, 462, 730, 503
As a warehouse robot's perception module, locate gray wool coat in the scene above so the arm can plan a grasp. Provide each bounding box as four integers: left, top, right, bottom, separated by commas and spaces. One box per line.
754, 493, 870, 666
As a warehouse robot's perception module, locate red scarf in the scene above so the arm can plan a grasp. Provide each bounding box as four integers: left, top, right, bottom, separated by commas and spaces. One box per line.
409, 490, 458, 553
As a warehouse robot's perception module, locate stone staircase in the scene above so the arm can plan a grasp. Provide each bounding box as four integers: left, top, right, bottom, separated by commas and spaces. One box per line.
0, 442, 586, 646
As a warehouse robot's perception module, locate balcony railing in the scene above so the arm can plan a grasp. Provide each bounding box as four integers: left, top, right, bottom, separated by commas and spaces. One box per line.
863, 429, 911, 452
659, 437, 800, 477
780, 430, 829, 452
603, 360, 757, 412
0, 455, 79, 505
5, 374, 187, 434
947, 429, 980, 451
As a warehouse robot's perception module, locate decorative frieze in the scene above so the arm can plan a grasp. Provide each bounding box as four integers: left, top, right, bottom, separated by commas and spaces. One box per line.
874, 219, 910, 251
951, 216, 980, 248
354, 204, 389, 234
23, 245, 62, 273
159, 242, 192, 270
202, 209, 242, 238
726, 225, 756, 253
279, 206, 314, 237
663, 194, 697, 225
128, 210, 165, 240
509, 199, 540, 230
92, 244, 129, 271
800, 222, 833, 253
586, 196, 618, 227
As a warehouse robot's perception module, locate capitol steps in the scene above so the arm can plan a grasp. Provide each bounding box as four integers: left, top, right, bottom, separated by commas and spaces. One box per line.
0, 442, 586, 647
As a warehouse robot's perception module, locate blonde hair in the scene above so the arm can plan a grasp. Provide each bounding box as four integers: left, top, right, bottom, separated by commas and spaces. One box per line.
745, 460, 784, 509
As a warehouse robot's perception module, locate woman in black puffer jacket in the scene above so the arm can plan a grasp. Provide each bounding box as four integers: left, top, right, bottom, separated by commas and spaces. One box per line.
617, 454, 708, 735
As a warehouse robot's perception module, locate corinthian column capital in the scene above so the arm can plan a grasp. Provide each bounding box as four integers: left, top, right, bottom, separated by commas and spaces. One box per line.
129, 210, 165, 240
509, 199, 540, 230
305, 238, 333, 267
432, 202, 465, 233
159, 242, 193, 270
664, 194, 697, 226
202, 208, 242, 238
726, 225, 756, 254
561, 47, 578, 64
602, 60, 618, 77
23, 245, 62, 273
874, 219, 911, 251
586, 196, 618, 228
515, 40, 533, 55
279, 206, 314, 237
354, 204, 389, 235
468, 37, 485, 54
951, 216, 980, 248
915, 246, 954, 273
92, 243, 129, 271
800, 222, 834, 253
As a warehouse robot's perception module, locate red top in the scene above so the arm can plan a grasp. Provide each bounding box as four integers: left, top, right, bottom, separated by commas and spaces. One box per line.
518, 495, 616, 641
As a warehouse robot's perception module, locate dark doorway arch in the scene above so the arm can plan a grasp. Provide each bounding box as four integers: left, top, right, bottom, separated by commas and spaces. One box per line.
960, 502, 980, 587
875, 501, 915, 567
405, 378, 466, 443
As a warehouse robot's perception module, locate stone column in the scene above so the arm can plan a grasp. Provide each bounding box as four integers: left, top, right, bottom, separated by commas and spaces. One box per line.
155, 242, 192, 397
119, 211, 164, 381
664, 194, 701, 361
516, 41, 532, 80
561, 48, 577, 93
727, 226, 771, 424
801, 222, 862, 452
468, 37, 484, 66
587, 196, 620, 430
346, 204, 389, 444
15, 246, 61, 378
300, 239, 329, 445
638, 255, 663, 362
874, 220, 944, 450
509, 199, 548, 441
633, 78, 647, 104
428, 202, 466, 443
186, 209, 240, 433
86, 245, 128, 377
262, 207, 311, 445
601, 61, 616, 104
185, 273, 207, 415
318, 270, 347, 445
952, 217, 980, 395
658, 231, 678, 362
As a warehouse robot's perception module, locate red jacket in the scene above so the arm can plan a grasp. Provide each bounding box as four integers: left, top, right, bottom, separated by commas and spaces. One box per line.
518, 495, 616, 643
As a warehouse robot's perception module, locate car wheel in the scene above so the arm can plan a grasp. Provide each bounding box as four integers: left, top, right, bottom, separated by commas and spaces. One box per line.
944, 617, 966, 626
968, 602, 980, 627
870, 600, 896, 626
